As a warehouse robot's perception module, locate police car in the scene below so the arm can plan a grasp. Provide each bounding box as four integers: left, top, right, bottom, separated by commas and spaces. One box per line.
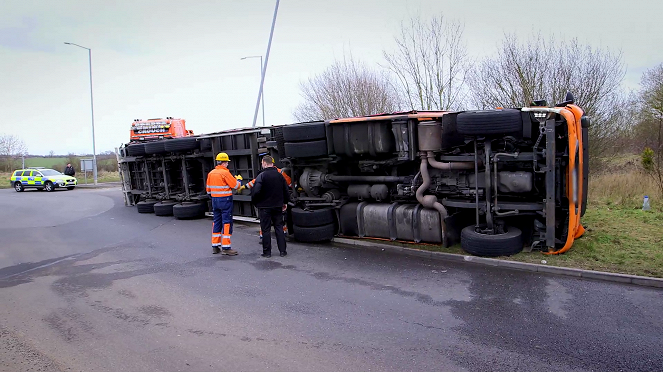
9, 168, 77, 192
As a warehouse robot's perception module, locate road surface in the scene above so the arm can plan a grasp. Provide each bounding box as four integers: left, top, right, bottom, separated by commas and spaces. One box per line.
0, 188, 661, 372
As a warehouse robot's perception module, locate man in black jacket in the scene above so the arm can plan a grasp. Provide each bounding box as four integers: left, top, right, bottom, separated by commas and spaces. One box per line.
251, 155, 289, 257
64, 163, 75, 176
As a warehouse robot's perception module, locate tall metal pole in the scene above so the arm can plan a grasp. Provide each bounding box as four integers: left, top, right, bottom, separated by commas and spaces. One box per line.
88, 48, 97, 185
251, 0, 280, 128
241, 55, 266, 127
260, 56, 265, 127
64, 42, 97, 184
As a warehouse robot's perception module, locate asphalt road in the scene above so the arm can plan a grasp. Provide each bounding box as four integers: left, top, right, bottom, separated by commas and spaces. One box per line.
0, 188, 662, 372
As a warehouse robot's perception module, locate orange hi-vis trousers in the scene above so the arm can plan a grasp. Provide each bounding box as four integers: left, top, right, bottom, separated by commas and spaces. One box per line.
211, 196, 233, 249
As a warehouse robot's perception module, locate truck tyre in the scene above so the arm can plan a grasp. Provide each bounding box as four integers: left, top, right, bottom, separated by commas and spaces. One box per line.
284, 140, 328, 158
144, 141, 166, 154
173, 202, 206, 219
164, 137, 198, 152
293, 222, 336, 243
137, 200, 158, 213
460, 225, 523, 257
282, 122, 326, 142
339, 203, 359, 236
127, 144, 146, 156
154, 201, 177, 216
456, 109, 522, 136
291, 207, 335, 227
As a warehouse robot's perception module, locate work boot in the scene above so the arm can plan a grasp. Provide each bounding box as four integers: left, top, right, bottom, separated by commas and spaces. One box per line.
212, 247, 221, 254
260, 253, 271, 258
279, 251, 287, 257
221, 249, 238, 256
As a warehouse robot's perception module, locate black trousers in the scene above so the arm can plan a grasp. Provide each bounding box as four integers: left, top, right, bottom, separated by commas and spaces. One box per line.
259, 207, 286, 254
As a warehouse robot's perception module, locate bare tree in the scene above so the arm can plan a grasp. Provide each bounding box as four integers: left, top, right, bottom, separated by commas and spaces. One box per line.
383, 15, 470, 111
293, 55, 402, 122
468, 34, 626, 157
638, 64, 663, 196
0, 134, 28, 172
48, 150, 55, 157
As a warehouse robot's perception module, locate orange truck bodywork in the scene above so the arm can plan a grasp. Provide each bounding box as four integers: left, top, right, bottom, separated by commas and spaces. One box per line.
130, 117, 193, 143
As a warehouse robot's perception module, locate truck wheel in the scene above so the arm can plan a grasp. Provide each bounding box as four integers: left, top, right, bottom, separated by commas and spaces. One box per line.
144, 141, 166, 154
127, 144, 146, 156
284, 140, 328, 158
293, 222, 336, 243
14, 182, 24, 192
154, 201, 177, 216
291, 207, 335, 227
164, 138, 198, 152
173, 202, 206, 219
137, 200, 157, 213
456, 109, 522, 136
460, 225, 523, 257
282, 122, 326, 142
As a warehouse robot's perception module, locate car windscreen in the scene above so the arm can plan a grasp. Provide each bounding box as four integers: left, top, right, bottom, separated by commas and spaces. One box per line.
39, 170, 62, 176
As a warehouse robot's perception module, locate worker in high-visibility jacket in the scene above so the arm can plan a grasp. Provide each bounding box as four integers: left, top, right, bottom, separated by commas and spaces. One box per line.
206, 152, 243, 255
245, 157, 292, 243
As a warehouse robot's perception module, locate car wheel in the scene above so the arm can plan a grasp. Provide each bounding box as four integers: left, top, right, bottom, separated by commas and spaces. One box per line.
173, 202, 207, 219
293, 222, 336, 243
154, 201, 177, 216
67, 186, 75, 190
291, 207, 335, 227
460, 225, 523, 257
44, 181, 55, 192
14, 182, 24, 192
284, 140, 328, 158
282, 122, 326, 142
136, 200, 158, 213
456, 109, 523, 136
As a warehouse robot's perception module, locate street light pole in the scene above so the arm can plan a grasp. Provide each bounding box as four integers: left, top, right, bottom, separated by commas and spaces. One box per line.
64, 42, 97, 185
241, 55, 266, 127
251, 0, 280, 128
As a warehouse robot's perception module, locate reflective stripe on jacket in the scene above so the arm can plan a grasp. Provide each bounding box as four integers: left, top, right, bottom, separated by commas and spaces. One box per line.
206, 165, 240, 197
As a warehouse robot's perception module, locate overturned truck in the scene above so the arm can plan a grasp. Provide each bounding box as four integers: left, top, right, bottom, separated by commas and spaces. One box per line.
118, 97, 588, 256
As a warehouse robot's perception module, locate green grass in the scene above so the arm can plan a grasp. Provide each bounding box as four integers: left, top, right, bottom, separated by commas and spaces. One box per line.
23, 157, 69, 168
500, 204, 663, 278
395, 203, 663, 278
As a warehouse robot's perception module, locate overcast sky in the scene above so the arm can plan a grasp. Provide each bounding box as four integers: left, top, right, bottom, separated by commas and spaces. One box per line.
1, 0, 662, 155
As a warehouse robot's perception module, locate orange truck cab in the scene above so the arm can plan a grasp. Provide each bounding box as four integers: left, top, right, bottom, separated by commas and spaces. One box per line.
130, 117, 193, 143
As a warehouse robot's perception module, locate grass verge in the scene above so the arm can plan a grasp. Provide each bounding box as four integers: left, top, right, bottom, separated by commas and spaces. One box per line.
0, 171, 120, 188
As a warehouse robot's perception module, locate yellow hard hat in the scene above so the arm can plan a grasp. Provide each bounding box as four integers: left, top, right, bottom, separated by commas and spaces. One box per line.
216, 153, 230, 162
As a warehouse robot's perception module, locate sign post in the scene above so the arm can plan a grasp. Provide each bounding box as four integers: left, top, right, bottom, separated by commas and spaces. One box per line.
80, 158, 94, 185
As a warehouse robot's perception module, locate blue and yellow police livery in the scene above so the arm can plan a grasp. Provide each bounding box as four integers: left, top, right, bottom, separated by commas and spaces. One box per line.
9, 168, 77, 192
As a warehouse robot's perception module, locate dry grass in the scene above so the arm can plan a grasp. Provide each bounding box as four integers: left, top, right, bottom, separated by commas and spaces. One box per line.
0, 172, 11, 189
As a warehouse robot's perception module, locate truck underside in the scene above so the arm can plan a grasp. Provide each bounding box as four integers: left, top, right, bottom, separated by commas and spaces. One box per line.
118, 101, 589, 256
